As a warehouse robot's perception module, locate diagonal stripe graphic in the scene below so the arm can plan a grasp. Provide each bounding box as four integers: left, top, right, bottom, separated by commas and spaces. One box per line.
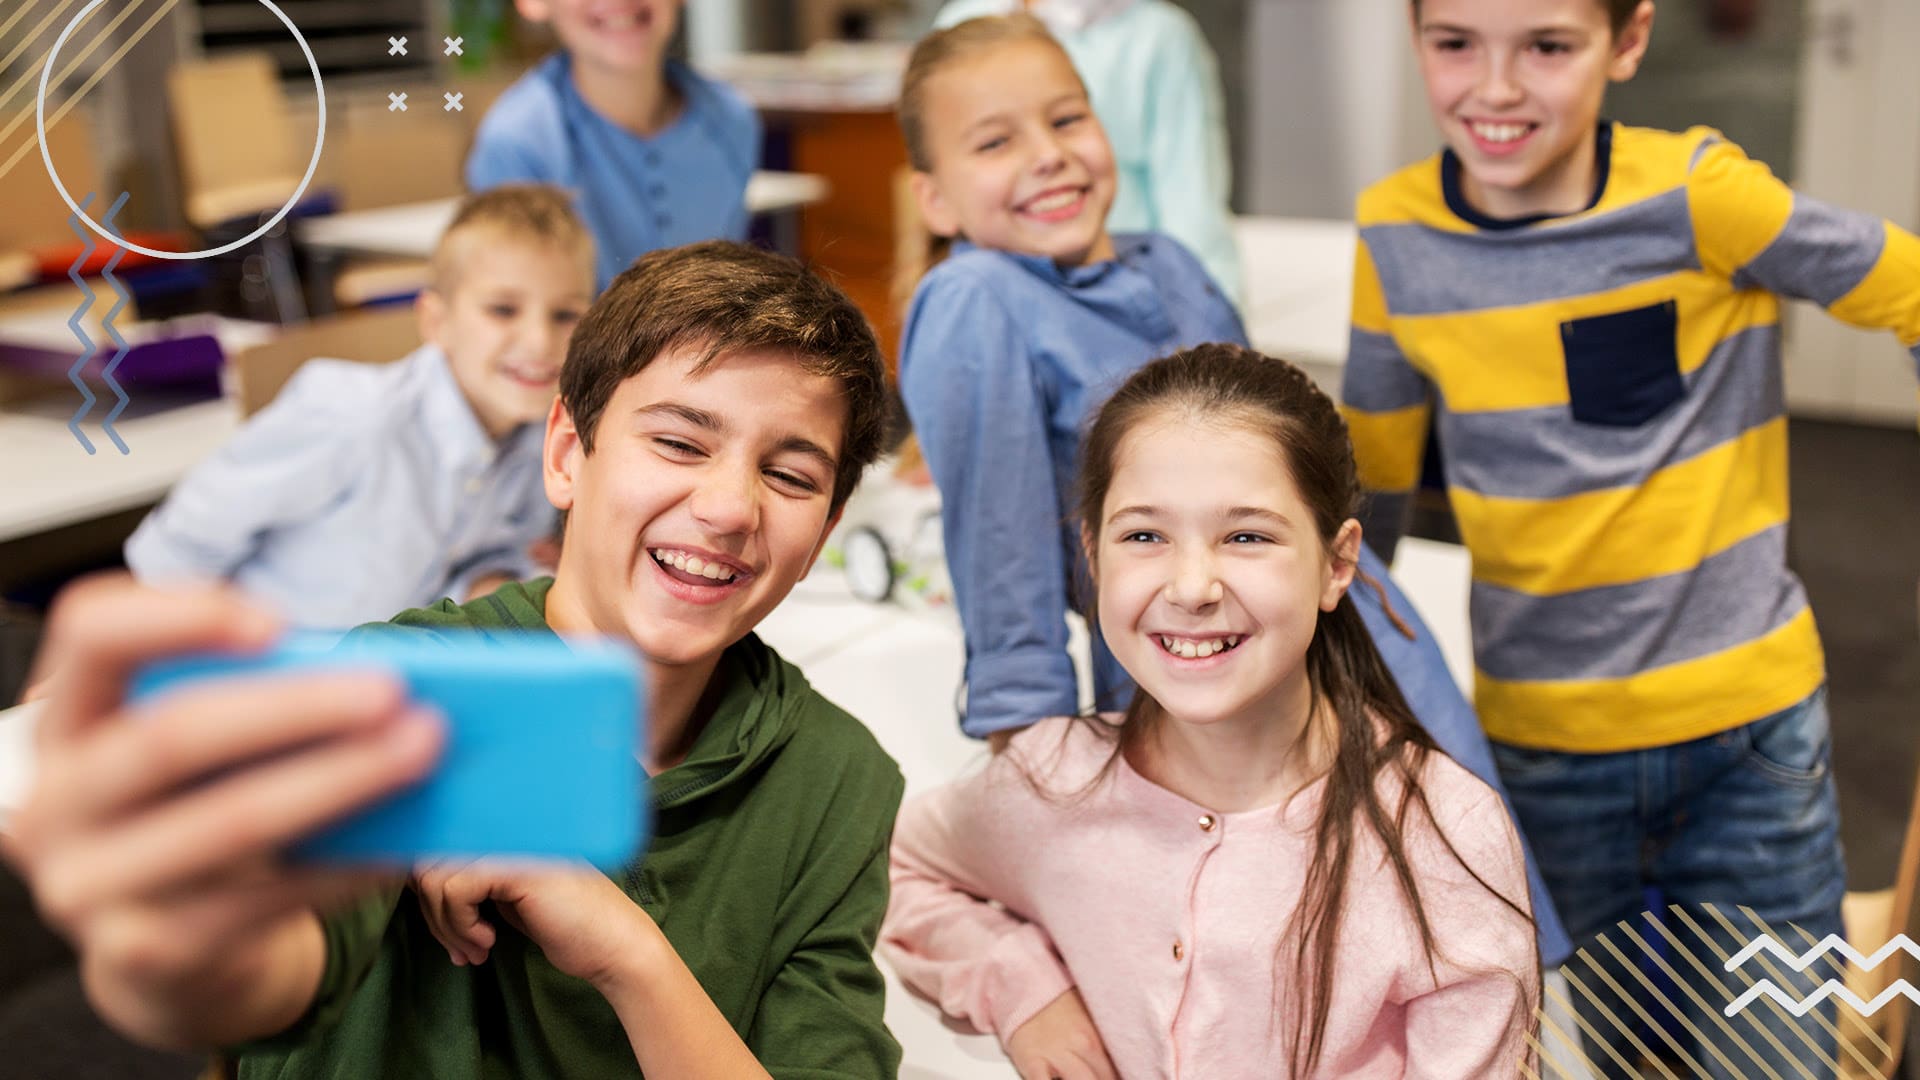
0, 0, 85, 94
0, 0, 180, 184
0, 0, 134, 128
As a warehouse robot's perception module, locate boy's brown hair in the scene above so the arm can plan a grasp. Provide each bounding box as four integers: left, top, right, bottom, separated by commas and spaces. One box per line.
560, 240, 888, 513
429, 184, 595, 293
1412, 0, 1644, 34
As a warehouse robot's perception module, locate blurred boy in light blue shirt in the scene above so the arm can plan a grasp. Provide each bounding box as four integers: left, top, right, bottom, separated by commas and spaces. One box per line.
468, 0, 759, 290
125, 187, 596, 628
933, 0, 1242, 307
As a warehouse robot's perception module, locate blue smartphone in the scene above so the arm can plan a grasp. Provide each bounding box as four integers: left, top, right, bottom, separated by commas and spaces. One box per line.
129, 632, 647, 868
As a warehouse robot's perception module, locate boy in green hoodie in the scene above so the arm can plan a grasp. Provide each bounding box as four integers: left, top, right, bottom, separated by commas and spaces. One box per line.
5, 241, 903, 1078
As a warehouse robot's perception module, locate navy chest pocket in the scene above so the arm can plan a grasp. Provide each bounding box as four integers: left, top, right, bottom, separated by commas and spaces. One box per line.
1559, 300, 1684, 427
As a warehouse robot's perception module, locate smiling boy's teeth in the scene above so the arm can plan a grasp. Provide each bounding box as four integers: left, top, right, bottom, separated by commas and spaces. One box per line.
1026, 190, 1078, 213
651, 549, 737, 582
1472, 121, 1530, 144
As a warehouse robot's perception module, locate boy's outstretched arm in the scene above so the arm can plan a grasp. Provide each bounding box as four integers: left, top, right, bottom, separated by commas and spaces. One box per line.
1688, 135, 1920, 409
5, 577, 441, 1050
1340, 235, 1436, 563
899, 268, 1082, 740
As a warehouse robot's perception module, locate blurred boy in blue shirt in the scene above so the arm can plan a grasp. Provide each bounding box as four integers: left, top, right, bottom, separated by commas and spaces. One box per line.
126, 186, 595, 628
468, 0, 760, 289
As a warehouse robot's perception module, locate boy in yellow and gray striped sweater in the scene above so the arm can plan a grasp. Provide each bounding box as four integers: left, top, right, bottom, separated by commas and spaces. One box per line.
1344, 0, 1920, 1074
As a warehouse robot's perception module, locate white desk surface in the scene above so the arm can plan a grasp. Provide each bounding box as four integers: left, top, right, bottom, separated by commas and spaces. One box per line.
298, 171, 832, 260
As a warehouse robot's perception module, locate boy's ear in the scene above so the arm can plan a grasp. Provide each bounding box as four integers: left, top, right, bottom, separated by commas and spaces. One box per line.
909, 170, 962, 240
416, 288, 447, 348
1320, 520, 1363, 612
512, 0, 552, 22
802, 505, 847, 577
542, 397, 582, 513
1608, 1, 1657, 81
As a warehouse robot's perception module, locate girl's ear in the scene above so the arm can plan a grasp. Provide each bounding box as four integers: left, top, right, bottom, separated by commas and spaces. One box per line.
909, 170, 963, 239
1608, 0, 1657, 81
1080, 523, 1098, 583
542, 396, 581, 513
1320, 520, 1363, 612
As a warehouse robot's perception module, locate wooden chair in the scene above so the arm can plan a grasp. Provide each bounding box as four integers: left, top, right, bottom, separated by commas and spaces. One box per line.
165, 54, 302, 229
1838, 580, 1920, 1079
229, 304, 421, 417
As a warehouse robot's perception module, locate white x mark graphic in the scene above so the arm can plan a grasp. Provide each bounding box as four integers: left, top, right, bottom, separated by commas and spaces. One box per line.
443, 92, 464, 112
444, 36, 464, 56
387, 36, 407, 56
387, 92, 408, 112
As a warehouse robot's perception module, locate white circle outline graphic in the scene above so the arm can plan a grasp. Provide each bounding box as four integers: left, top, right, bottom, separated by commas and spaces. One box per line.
37, 0, 327, 260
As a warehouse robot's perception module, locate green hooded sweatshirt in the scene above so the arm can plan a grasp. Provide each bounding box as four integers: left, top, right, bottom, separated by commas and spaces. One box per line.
236, 579, 906, 1079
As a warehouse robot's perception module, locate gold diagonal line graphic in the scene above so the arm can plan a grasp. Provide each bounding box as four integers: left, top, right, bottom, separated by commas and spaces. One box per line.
1563, 961, 1682, 1080
1681, 904, 1841, 1072
1686, 904, 1849, 1076
0, 0, 127, 118
0, 0, 85, 89
1727, 906, 1849, 1074
1621, 918, 1792, 1080
0, 0, 179, 185
1642, 910, 1822, 1076
1552, 964, 1671, 1080
1519, 1035, 1545, 1080
0, 0, 149, 155
1578, 941, 1711, 1077
1534, 987, 1612, 1080
1779, 915, 1889, 1068
1596, 931, 1738, 1077
1707, 904, 1849, 1068
0, 0, 59, 52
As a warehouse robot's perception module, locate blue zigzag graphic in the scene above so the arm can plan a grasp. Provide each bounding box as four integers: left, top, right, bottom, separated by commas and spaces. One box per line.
65, 192, 99, 455
98, 192, 132, 454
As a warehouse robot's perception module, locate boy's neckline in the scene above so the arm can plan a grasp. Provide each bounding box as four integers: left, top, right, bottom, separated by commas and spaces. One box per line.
1440, 121, 1614, 232
954, 233, 1146, 283
559, 51, 687, 140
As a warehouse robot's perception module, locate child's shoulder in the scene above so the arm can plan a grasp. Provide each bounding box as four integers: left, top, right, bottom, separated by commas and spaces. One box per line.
743, 635, 904, 800
673, 60, 756, 129
473, 54, 570, 150
995, 715, 1124, 797
1355, 154, 1450, 228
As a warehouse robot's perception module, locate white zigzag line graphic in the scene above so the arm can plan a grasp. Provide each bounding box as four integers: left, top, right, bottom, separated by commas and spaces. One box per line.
1724, 932, 1920, 974
1721, 933, 1920, 1017
1723, 978, 1920, 1018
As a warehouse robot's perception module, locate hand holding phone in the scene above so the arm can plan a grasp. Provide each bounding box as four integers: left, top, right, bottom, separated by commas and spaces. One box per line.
130, 631, 649, 869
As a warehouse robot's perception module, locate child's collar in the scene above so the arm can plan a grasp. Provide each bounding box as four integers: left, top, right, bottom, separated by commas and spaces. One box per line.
952, 234, 1148, 286
1440, 120, 1615, 232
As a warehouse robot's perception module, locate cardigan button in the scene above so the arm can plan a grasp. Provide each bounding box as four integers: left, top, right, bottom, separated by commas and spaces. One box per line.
1198, 814, 1216, 832
1172, 941, 1184, 961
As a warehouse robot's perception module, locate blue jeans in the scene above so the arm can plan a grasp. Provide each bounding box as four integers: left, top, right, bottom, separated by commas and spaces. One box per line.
1493, 689, 1847, 1080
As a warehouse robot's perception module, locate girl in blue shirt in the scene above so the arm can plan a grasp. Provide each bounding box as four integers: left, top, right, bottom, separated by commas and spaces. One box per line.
895, 14, 1571, 964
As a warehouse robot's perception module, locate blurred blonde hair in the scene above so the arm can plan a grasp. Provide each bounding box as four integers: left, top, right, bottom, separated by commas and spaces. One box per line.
429, 184, 596, 295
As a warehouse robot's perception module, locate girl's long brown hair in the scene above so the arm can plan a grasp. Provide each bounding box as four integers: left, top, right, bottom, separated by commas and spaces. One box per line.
1075, 344, 1535, 1075
891, 14, 1084, 313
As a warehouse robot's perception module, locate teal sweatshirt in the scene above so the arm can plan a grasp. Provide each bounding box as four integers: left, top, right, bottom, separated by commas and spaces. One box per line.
236, 578, 907, 1078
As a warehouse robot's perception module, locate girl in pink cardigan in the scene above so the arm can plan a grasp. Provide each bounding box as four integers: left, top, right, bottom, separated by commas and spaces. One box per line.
882, 345, 1540, 1079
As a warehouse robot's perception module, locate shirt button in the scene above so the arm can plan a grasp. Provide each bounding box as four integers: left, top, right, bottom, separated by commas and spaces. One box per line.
648, 182, 666, 198
645, 150, 662, 167
1197, 814, 1216, 832
1172, 941, 1184, 961
655, 213, 672, 230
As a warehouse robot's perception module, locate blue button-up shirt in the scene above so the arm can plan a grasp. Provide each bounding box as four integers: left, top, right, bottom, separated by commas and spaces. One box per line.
125, 346, 554, 629
466, 53, 760, 290
900, 234, 1244, 739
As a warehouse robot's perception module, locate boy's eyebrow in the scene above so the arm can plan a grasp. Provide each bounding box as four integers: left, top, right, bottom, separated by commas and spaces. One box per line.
635, 401, 839, 472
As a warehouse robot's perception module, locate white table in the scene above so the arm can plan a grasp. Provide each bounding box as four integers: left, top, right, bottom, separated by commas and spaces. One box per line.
297, 171, 832, 260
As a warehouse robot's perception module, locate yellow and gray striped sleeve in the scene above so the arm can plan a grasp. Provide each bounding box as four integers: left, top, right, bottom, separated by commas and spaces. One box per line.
1690, 135, 1920, 406
1340, 233, 1433, 560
